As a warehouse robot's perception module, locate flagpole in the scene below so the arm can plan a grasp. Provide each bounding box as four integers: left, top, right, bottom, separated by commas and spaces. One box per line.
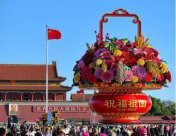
46, 25, 48, 113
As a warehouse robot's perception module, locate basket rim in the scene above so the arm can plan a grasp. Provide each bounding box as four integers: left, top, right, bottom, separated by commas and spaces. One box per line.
79, 83, 162, 90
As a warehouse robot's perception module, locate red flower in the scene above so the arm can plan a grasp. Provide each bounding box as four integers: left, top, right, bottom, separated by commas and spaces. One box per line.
86, 74, 97, 83
167, 71, 171, 82
131, 42, 138, 47
80, 66, 92, 81
122, 51, 138, 66
145, 73, 153, 82
114, 40, 123, 46
82, 50, 94, 65
157, 74, 164, 82
143, 47, 159, 61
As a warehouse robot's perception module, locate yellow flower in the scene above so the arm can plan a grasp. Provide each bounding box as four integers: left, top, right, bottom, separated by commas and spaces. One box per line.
122, 39, 128, 45
137, 58, 145, 66
130, 76, 138, 83
74, 73, 80, 83
113, 49, 122, 56
102, 62, 107, 72
96, 59, 103, 65
160, 62, 168, 73
146, 61, 160, 78
147, 44, 152, 48
135, 34, 149, 49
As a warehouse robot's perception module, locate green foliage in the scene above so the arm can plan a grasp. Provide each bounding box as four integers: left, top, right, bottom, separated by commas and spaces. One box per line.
144, 96, 175, 116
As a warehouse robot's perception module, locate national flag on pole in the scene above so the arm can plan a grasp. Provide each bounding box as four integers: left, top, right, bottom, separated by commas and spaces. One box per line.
77, 89, 84, 94
48, 29, 61, 40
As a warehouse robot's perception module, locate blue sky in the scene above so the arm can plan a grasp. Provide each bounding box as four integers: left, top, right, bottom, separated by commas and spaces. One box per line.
0, 0, 175, 101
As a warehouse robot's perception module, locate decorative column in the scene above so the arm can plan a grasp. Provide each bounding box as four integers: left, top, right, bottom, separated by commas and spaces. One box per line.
54, 93, 57, 101
63, 93, 66, 101
20, 93, 22, 101
32, 93, 34, 101
43, 93, 45, 101
4, 93, 7, 101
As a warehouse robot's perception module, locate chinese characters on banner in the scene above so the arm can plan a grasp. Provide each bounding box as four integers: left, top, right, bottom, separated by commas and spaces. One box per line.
104, 99, 147, 111
33, 106, 89, 113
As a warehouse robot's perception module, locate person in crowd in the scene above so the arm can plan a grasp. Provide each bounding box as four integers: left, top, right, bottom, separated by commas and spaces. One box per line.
5, 133, 13, 136
106, 127, 112, 136
81, 126, 89, 136
21, 130, 29, 136
116, 126, 121, 136
61, 125, 70, 135
29, 126, 36, 136
125, 126, 133, 136
142, 126, 147, 136
94, 126, 99, 135
43, 127, 52, 136
150, 125, 155, 136
173, 125, 176, 136
69, 127, 76, 136
146, 125, 151, 136
34, 132, 42, 136
58, 131, 66, 136
99, 127, 108, 136
76, 125, 81, 136
0, 128, 6, 136
154, 125, 159, 136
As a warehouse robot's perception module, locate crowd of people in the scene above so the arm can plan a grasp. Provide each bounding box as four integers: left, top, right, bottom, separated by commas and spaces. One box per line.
0, 122, 175, 136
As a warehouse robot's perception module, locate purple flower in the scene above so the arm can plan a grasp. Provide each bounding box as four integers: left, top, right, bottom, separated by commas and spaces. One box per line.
110, 63, 117, 74
93, 48, 108, 60
132, 65, 147, 82
94, 68, 103, 79
100, 70, 114, 83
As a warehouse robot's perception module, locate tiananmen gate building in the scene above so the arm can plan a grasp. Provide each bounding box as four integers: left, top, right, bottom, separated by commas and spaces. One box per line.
0, 61, 100, 124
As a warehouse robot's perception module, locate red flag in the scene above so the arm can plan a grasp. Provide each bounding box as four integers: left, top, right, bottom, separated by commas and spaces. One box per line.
48, 29, 61, 40
76, 89, 84, 94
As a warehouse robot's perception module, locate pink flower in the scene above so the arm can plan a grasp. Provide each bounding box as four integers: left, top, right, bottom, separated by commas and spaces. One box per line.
99, 50, 111, 59
78, 60, 85, 68
125, 70, 133, 81
101, 70, 114, 83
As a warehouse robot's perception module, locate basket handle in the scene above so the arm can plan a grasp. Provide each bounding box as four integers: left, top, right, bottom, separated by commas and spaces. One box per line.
99, 8, 141, 43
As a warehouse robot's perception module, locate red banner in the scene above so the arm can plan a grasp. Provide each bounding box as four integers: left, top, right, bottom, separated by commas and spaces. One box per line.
32, 106, 89, 113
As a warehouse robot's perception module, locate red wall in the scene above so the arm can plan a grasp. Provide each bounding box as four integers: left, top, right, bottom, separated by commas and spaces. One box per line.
0, 104, 101, 124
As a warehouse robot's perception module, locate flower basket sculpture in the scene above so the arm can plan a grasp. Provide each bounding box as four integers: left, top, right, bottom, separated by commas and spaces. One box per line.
73, 9, 171, 123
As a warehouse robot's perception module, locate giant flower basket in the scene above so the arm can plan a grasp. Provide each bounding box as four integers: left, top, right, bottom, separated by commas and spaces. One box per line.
73, 9, 171, 123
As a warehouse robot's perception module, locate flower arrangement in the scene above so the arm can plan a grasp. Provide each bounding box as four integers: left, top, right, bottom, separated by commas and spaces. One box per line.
73, 34, 171, 88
